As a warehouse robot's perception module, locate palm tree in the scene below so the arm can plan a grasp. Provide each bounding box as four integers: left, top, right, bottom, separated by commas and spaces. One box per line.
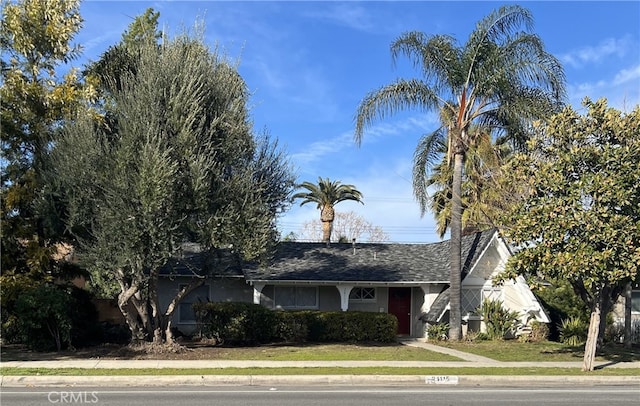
292, 177, 363, 243
354, 5, 565, 340
427, 131, 513, 237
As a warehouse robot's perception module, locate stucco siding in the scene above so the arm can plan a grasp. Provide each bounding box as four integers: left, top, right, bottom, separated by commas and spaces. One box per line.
158, 277, 252, 335
502, 283, 525, 315
411, 287, 426, 338
348, 287, 387, 313
211, 279, 253, 303
467, 242, 503, 281
319, 286, 341, 311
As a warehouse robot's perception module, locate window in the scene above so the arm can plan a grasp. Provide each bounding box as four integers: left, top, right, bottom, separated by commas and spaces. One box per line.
274, 286, 318, 309
632, 290, 640, 313
461, 289, 482, 314
349, 287, 376, 302
179, 284, 209, 323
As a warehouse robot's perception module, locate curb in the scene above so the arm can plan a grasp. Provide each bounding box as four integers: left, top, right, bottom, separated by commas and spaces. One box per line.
2, 375, 639, 387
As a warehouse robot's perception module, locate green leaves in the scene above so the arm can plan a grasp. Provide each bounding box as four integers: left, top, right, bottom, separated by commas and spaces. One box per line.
503, 98, 640, 303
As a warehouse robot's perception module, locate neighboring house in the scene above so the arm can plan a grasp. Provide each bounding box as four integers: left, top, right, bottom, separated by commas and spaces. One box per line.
160, 229, 549, 338
611, 282, 640, 342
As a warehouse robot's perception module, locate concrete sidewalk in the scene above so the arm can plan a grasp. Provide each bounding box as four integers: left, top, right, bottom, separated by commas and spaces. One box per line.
2, 339, 639, 387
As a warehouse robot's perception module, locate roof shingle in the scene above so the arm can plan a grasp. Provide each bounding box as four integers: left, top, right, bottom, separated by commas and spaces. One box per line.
244, 229, 497, 283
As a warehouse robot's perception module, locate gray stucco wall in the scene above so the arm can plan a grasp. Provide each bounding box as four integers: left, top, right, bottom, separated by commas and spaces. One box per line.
158, 277, 252, 335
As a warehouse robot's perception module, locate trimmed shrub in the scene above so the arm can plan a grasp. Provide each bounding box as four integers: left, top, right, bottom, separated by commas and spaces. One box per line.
310, 311, 397, 343
193, 302, 279, 345
193, 303, 398, 345
274, 310, 397, 343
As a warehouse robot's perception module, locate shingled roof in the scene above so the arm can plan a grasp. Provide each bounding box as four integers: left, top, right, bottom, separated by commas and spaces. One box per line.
244, 229, 498, 283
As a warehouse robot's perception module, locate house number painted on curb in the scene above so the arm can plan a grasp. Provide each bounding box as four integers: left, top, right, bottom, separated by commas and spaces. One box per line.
425, 375, 459, 385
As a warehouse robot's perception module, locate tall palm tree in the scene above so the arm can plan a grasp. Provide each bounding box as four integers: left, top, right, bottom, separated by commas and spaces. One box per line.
354, 5, 565, 340
292, 177, 363, 243
427, 131, 513, 237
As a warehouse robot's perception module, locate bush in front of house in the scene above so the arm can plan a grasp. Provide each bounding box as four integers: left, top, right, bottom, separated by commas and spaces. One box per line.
14, 284, 73, 351
559, 316, 588, 346
477, 298, 522, 340
426, 322, 449, 341
193, 302, 280, 345
193, 303, 398, 345
295, 311, 397, 343
11, 283, 101, 351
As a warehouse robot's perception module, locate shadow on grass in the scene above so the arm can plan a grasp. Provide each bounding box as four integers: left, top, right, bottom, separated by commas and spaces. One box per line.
542, 343, 640, 362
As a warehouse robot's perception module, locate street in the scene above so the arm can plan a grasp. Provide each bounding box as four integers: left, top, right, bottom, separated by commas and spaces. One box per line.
2, 385, 639, 406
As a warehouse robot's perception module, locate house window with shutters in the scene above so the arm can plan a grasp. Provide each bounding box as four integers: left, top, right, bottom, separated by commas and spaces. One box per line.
349, 287, 376, 302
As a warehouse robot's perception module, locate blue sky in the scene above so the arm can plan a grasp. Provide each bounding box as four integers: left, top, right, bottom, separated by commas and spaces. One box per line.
75, 1, 640, 243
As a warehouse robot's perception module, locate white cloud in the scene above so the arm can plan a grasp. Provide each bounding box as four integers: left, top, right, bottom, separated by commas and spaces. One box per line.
568, 63, 640, 109
302, 4, 375, 33
560, 36, 634, 68
612, 64, 640, 86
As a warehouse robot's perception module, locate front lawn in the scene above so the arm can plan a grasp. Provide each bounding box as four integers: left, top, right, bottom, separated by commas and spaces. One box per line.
433, 340, 640, 362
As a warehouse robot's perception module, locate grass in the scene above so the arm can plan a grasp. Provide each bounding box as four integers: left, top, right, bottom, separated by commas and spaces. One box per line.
204, 343, 460, 361
2, 366, 639, 376
2, 341, 639, 377
432, 340, 640, 362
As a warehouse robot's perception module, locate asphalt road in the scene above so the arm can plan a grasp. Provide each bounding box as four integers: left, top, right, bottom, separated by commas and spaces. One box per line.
2, 385, 639, 406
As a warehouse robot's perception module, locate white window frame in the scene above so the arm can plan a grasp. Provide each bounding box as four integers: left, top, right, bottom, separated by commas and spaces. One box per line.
274, 286, 318, 309
349, 287, 377, 303
178, 284, 209, 323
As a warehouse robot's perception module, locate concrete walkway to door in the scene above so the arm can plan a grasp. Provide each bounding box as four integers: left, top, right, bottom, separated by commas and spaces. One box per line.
398, 338, 502, 363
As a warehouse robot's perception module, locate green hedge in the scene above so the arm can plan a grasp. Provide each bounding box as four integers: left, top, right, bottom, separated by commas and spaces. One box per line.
193, 302, 279, 345
193, 302, 398, 346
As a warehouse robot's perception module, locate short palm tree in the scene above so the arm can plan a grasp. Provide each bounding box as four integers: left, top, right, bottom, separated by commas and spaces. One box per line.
354, 5, 565, 340
292, 177, 363, 243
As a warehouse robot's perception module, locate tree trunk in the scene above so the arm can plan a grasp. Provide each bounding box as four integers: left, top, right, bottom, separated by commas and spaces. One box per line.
321, 220, 333, 244
320, 204, 335, 243
116, 277, 147, 343
624, 282, 632, 349
118, 296, 146, 343
165, 319, 175, 345
582, 298, 601, 372
449, 152, 464, 341
149, 271, 163, 344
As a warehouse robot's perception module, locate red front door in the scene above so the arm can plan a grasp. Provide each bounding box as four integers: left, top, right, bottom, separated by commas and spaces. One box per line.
388, 287, 411, 335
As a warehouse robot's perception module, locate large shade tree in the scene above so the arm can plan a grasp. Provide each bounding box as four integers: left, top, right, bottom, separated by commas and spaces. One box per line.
292, 177, 363, 243
500, 98, 640, 371
0, 0, 93, 340
354, 5, 565, 340
49, 27, 295, 344
1, 0, 88, 278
